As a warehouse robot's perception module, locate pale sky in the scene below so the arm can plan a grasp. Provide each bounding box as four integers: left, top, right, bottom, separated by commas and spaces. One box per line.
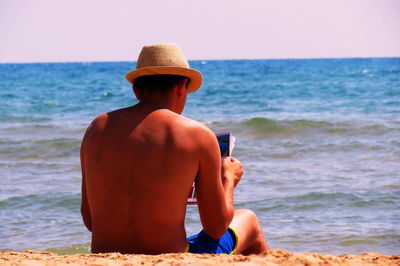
1, 0, 399, 63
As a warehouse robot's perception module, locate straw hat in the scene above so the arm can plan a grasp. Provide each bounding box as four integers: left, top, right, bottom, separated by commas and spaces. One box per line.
125, 43, 202, 93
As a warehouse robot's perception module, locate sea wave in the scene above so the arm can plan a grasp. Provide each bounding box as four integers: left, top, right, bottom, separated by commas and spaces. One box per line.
211, 117, 400, 139
1, 115, 52, 123
0, 138, 80, 159
0, 193, 80, 211
239, 191, 400, 212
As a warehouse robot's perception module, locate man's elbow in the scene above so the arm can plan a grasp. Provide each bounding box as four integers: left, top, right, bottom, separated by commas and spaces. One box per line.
204, 214, 233, 239
205, 221, 230, 239
83, 219, 92, 232
81, 206, 92, 232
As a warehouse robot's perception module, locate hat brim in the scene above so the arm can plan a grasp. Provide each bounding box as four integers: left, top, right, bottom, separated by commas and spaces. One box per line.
125, 66, 202, 93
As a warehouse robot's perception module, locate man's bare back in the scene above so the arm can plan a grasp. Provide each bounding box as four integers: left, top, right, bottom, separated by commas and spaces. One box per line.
81, 105, 212, 253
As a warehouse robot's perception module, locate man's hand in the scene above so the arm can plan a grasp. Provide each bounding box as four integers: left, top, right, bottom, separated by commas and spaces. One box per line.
221, 157, 243, 188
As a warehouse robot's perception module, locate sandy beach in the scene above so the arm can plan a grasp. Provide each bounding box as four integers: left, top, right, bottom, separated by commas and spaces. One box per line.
1, 249, 399, 266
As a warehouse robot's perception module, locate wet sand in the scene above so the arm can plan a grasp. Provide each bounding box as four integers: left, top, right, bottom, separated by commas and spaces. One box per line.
1, 249, 399, 265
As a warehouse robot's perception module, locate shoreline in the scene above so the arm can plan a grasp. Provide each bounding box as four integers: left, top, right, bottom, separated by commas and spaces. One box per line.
1, 249, 399, 266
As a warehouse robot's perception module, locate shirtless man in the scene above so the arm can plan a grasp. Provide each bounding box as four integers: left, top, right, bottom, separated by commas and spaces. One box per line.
80, 43, 269, 255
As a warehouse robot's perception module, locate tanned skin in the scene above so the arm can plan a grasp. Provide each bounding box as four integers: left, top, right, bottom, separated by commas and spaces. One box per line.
81, 79, 269, 254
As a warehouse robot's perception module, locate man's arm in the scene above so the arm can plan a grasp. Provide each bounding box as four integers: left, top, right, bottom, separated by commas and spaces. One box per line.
80, 141, 92, 232
195, 126, 242, 239
80, 115, 107, 232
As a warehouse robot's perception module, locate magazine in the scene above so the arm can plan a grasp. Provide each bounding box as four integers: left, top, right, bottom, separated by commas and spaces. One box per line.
187, 131, 235, 204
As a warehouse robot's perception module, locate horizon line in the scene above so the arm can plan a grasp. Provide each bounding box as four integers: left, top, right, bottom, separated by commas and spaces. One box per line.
0, 55, 399, 64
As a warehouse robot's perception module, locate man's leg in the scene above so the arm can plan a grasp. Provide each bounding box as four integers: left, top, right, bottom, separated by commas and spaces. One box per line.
229, 209, 269, 255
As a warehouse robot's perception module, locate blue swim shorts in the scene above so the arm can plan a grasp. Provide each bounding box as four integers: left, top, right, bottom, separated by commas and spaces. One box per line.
186, 227, 238, 254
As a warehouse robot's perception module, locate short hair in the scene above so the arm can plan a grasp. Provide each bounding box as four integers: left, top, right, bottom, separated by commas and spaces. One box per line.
133, 75, 187, 95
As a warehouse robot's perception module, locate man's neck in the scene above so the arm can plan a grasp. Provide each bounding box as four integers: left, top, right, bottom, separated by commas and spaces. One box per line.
135, 100, 179, 114
137, 91, 183, 114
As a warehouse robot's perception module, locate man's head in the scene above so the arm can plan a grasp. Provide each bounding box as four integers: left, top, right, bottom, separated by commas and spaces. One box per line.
133, 75, 187, 97
132, 74, 188, 114
125, 43, 202, 93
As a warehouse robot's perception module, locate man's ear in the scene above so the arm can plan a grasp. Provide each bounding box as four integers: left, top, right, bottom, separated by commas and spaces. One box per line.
133, 86, 141, 100
176, 79, 189, 96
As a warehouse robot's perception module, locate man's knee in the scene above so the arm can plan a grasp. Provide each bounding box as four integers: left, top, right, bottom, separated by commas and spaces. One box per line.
236, 209, 260, 224
234, 209, 263, 234
233, 209, 268, 254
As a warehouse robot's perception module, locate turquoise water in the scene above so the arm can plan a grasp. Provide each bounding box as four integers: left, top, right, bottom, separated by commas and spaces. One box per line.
0, 58, 399, 254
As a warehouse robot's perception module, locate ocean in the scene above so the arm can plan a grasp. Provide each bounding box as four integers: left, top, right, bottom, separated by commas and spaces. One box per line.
0, 58, 399, 255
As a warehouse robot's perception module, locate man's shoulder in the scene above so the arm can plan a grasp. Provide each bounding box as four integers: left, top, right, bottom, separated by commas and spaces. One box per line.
82, 113, 109, 142
88, 106, 131, 130
161, 110, 212, 134
89, 113, 108, 131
